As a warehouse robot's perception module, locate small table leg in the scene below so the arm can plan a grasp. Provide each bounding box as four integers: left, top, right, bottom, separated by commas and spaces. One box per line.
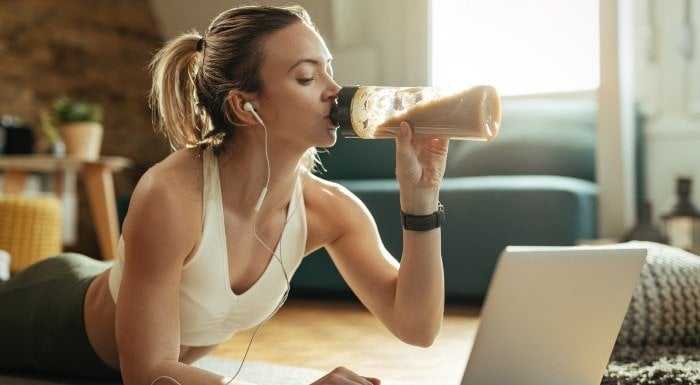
82, 164, 120, 260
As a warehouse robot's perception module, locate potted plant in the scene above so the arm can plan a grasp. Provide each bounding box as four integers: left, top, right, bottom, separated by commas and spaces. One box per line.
51, 96, 104, 160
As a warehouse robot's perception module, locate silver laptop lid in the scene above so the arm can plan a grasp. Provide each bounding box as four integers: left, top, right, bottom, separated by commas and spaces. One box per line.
461, 245, 647, 385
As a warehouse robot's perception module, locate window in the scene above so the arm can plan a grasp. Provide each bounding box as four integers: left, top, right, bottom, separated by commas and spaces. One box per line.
430, 0, 600, 96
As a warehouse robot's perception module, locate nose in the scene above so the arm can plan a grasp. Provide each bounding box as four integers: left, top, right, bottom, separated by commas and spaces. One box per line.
330, 78, 341, 93
325, 78, 342, 102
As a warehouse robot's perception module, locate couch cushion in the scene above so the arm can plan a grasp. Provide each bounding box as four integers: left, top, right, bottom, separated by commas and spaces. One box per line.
317, 135, 396, 180
446, 93, 597, 182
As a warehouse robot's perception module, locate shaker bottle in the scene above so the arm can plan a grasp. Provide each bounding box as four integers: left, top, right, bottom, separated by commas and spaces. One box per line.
329, 85, 501, 140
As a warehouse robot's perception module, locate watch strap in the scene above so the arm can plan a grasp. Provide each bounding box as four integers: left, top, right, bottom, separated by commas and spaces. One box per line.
401, 203, 445, 231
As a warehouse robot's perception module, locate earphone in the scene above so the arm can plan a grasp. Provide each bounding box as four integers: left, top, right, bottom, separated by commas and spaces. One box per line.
243, 101, 265, 127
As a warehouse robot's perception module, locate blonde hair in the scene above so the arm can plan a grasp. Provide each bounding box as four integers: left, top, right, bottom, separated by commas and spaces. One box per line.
149, 5, 320, 169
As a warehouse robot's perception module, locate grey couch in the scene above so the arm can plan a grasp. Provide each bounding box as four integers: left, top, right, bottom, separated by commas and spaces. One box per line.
291, 93, 599, 302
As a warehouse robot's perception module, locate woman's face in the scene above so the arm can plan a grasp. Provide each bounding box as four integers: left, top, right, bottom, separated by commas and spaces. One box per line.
255, 22, 341, 149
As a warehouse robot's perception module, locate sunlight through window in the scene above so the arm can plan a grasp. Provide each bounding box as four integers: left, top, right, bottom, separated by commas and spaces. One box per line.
430, 0, 600, 96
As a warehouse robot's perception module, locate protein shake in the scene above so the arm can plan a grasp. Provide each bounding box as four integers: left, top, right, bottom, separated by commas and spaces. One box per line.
330, 85, 501, 140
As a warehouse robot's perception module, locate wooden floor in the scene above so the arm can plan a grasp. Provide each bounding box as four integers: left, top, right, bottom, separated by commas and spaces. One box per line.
212, 298, 480, 385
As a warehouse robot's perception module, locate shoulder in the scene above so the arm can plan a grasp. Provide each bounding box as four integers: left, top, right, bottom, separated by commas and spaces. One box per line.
131, 148, 204, 205
122, 148, 204, 266
139, 148, 202, 191
303, 173, 364, 212
303, 173, 376, 241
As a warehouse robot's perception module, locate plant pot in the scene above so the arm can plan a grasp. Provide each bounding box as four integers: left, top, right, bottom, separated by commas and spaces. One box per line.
57, 122, 103, 160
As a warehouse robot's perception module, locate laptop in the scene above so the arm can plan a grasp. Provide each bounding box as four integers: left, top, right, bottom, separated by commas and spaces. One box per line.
460, 245, 647, 385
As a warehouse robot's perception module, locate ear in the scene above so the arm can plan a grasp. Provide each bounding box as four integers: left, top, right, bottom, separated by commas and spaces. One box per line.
226, 90, 259, 126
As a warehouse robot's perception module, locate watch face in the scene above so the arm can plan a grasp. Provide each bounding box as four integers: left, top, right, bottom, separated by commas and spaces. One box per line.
437, 208, 445, 225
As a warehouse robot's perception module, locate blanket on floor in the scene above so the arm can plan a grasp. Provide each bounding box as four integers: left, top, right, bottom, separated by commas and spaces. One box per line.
602, 241, 700, 384
604, 346, 700, 385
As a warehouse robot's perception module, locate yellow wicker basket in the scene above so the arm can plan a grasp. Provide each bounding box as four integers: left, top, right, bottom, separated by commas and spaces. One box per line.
0, 194, 63, 274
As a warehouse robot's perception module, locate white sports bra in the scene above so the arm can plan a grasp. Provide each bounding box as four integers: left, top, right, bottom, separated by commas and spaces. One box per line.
108, 150, 308, 346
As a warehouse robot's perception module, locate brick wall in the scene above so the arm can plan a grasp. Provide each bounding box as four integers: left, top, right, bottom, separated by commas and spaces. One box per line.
0, 0, 170, 258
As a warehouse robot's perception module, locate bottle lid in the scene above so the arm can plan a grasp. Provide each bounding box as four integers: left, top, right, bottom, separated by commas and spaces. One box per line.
330, 86, 360, 138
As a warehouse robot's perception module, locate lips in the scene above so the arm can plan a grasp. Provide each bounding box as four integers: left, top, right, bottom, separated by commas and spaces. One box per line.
328, 99, 339, 127
325, 116, 339, 130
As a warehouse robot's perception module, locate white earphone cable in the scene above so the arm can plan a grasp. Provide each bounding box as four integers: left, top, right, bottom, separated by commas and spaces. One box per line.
224, 107, 301, 384
152, 105, 303, 385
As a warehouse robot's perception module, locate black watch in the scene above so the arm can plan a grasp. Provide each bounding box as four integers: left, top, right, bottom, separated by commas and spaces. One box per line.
400, 203, 445, 231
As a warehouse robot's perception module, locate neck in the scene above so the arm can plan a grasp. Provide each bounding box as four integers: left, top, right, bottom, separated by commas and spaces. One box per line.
216, 136, 306, 218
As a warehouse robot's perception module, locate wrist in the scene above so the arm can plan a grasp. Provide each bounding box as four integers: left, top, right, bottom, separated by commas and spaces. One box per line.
401, 202, 445, 231
399, 188, 439, 215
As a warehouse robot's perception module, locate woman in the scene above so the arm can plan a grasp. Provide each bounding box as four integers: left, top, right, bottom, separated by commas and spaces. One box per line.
0, 5, 448, 385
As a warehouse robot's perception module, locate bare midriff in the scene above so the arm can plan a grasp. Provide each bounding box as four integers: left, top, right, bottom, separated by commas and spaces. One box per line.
83, 270, 218, 371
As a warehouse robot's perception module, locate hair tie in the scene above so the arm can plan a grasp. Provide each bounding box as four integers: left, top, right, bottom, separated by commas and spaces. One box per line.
196, 37, 206, 52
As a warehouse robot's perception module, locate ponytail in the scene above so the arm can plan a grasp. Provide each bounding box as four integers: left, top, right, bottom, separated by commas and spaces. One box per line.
149, 32, 207, 150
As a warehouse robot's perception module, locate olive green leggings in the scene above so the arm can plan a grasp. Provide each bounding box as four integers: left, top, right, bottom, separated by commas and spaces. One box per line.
0, 253, 121, 380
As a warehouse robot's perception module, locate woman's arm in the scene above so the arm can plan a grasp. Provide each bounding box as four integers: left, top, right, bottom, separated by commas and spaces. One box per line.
115, 166, 254, 385
393, 122, 449, 345
322, 122, 449, 347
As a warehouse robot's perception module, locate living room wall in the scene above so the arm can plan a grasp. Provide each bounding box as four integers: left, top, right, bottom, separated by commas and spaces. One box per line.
0, 0, 169, 258
149, 0, 430, 87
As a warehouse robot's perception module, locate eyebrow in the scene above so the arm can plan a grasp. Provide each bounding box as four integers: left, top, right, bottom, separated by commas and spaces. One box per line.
288, 57, 333, 73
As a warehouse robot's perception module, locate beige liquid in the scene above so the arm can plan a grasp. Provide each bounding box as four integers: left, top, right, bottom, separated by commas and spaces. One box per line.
353, 86, 501, 140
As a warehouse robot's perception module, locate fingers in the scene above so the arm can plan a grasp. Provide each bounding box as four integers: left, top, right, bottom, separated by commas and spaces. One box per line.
395, 121, 413, 157
423, 137, 449, 156
396, 121, 448, 155
394, 120, 448, 190
310, 366, 381, 384
399, 121, 412, 140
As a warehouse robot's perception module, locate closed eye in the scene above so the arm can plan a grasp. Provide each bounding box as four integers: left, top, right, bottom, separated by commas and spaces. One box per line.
298, 77, 316, 85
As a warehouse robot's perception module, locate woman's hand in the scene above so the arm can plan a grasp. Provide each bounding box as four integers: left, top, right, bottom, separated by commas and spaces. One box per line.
395, 121, 449, 213
310, 367, 381, 385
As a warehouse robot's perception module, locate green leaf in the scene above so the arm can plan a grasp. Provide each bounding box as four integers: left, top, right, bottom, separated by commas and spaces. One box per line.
52, 96, 103, 123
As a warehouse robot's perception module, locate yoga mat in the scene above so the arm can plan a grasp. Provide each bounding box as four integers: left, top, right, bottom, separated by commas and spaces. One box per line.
0, 356, 418, 385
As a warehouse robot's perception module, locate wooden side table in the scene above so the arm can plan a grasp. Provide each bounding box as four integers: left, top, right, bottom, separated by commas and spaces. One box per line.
0, 155, 133, 260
